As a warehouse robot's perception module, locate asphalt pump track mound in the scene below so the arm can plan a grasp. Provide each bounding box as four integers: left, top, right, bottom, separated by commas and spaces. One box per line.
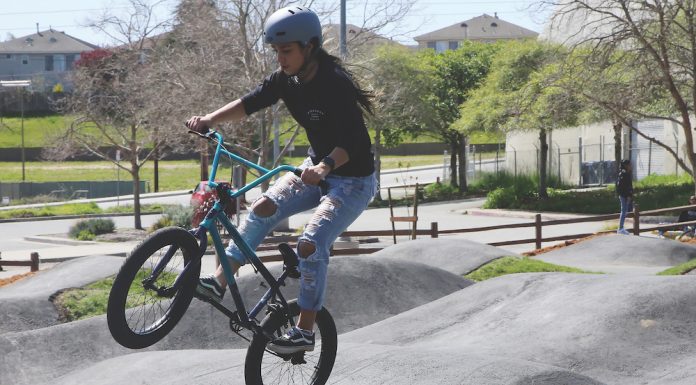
1, 255, 470, 385
536, 234, 696, 274
46, 272, 696, 385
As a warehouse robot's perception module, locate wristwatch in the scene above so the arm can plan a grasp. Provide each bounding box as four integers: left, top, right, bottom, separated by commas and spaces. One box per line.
321, 156, 336, 171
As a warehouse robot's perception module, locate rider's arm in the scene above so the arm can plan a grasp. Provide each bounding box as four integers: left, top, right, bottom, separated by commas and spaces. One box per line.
205, 99, 248, 125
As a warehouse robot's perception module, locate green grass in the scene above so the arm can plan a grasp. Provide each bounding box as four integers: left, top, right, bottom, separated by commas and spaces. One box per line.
0, 203, 169, 219
0, 115, 70, 147
657, 259, 696, 276
464, 256, 591, 282
54, 269, 178, 321
0, 114, 501, 149
0, 160, 244, 192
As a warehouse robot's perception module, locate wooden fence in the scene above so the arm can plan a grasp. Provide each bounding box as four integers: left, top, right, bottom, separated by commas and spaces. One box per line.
0, 252, 40, 272
254, 203, 696, 262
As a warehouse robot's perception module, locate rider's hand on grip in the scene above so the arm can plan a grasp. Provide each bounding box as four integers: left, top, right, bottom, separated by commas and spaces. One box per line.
293, 168, 329, 194
185, 115, 211, 134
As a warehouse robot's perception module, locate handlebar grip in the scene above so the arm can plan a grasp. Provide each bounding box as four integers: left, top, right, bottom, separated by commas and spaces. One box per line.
293, 168, 329, 194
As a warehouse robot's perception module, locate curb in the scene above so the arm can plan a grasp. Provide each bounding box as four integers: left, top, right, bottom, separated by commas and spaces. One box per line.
0, 211, 163, 224
23, 236, 99, 246
464, 208, 594, 221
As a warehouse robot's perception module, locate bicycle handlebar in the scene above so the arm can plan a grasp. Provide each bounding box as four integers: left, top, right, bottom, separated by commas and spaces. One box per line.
188, 129, 328, 194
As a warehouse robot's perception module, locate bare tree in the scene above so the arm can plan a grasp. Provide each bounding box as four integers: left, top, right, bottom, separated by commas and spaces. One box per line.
541, 0, 696, 190
47, 0, 171, 229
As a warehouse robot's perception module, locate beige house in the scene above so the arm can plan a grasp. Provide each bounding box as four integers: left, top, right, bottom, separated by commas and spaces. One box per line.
414, 14, 539, 52
0, 29, 99, 91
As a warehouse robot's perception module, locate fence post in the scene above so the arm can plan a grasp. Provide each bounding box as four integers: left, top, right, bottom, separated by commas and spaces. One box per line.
0, 251, 3, 271
632, 203, 640, 235
648, 141, 652, 175
430, 222, 438, 238
30, 252, 39, 272
578, 137, 583, 186
535, 214, 542, 249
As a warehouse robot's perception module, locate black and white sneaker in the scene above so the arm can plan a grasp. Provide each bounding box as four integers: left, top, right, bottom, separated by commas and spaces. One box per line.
196, 274, 225, 302
267, 326, 315, 354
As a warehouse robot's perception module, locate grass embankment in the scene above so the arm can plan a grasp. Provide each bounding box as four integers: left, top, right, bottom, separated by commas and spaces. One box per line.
53, 269, 177, 321
657, 259, 696, 276
0, 202, 169, 220
465, 256, 592, 282
0, 155, 451, 194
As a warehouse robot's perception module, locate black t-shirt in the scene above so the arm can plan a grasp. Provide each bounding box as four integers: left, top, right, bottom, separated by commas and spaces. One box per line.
241, 62, 374, 177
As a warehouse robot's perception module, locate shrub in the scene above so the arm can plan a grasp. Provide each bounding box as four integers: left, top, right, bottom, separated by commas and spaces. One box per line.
68, 218, 115, 239
423, 182, 458, 200
150, 205, 193, 231
483, 177, 536, 209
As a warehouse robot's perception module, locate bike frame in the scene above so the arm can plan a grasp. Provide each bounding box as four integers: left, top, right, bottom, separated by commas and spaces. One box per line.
151, 131, 299, 335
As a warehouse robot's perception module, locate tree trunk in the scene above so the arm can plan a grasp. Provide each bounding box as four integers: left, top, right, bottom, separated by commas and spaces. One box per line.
457, 134, 467, 192
373, 125, 383, 201
132, 164, 142, 230
612, 117, 622, 175
449, 140, 458, 188
538, 128, 549, 199
200, 141, 209, 182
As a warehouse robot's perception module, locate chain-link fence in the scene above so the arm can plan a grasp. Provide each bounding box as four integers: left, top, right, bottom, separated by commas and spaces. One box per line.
505, 138, 684, 187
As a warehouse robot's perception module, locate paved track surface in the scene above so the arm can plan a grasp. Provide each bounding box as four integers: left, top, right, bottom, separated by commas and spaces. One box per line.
3, 236, 696, 385
1, 254, 471, 385
535, 234, 696, 274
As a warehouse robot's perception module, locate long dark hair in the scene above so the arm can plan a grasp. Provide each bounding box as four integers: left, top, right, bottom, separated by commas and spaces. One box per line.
309, 42, 373, 114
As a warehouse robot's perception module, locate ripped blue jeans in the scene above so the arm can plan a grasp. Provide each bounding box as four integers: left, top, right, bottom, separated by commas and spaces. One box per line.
225, 158, 377, 311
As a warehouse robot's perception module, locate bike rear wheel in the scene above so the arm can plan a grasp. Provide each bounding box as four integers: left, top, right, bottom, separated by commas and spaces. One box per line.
245, 300, 337, 385
107, 226, 201, 349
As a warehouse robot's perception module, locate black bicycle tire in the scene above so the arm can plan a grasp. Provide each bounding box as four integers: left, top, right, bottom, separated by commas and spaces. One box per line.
106, 226, 201, 349
244, 300, 338, 385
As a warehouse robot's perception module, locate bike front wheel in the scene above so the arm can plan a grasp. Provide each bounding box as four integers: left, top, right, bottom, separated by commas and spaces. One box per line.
245, 300, 338, 385
107, 226, 201, 349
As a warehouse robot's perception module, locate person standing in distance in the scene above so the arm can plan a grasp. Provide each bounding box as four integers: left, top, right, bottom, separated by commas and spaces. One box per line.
186, 6, 377, 354
616, 159, 633, 235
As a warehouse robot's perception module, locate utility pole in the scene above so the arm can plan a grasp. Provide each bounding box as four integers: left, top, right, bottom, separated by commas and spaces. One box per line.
340, 0, 347, 58
0, 80, 31, 181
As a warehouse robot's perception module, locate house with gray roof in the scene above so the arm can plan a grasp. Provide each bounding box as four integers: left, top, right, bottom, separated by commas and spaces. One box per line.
0, 29, 99, 91
414, 14, 539, 52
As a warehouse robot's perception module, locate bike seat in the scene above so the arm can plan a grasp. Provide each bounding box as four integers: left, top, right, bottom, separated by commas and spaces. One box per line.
278, 243, 300, 279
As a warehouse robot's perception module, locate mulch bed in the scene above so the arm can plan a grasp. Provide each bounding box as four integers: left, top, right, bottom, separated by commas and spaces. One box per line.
0, 271, 36, 287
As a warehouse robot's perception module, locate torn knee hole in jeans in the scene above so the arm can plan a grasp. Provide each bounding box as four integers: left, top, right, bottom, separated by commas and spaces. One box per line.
298, 241, 316, 259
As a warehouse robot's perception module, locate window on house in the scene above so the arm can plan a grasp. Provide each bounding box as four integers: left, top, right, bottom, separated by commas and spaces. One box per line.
427, 41, 436, 49
22, 55, 28, 65
45, 55, 54, 71
435, 41, 448, 52
66, 54, 76, 70
54, 54, 66, 72
449, 41, 459, 50
4, 54, 10, 60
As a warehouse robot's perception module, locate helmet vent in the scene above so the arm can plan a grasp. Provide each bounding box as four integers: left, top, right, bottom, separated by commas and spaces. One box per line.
288, 10, 295, 14
276, 31, 286, 36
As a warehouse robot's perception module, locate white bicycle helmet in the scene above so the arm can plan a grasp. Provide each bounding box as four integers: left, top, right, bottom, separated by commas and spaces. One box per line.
264, 6, 322, 48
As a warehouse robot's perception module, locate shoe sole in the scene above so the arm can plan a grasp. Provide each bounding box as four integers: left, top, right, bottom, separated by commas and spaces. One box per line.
195, 286, 223, 303
266, 344, 315, 355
